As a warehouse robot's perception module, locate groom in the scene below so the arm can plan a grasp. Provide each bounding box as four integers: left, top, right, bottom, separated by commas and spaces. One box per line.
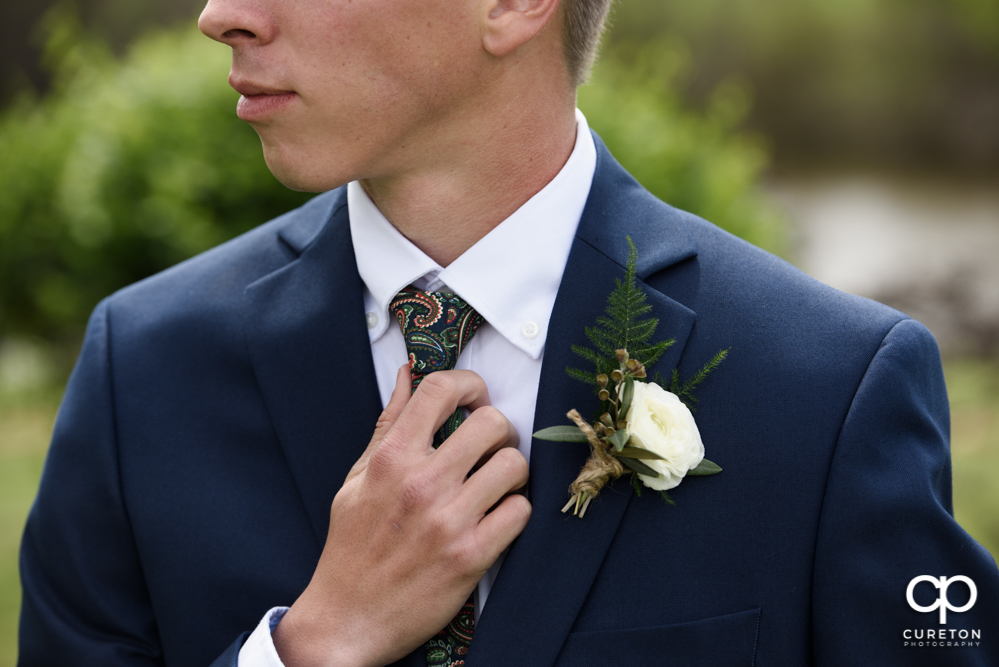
19, 0, 999, 665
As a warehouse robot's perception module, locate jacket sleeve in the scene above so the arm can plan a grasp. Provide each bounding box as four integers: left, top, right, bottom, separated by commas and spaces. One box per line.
17, 300, 246, 666
812, 318, 999, 665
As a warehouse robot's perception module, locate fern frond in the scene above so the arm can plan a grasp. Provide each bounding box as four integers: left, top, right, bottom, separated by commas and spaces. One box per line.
668, 369, 680, 393
566, 367, 598, 385
630, 339, 674, 369
571, 344, 605, 366
631, 474, 643, 497
566, 236, 674, 387
679, 348, 729, 396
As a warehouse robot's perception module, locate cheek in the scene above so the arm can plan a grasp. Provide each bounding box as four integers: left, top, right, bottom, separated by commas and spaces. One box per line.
360, 8, 482, 104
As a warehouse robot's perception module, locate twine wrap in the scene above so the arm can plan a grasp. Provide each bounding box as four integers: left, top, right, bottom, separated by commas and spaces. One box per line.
566, 409, 626, 499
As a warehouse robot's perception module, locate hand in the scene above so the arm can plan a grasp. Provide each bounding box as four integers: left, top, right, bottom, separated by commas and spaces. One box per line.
273, 365, 532, 667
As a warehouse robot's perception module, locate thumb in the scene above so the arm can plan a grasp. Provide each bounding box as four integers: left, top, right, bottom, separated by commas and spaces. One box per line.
345, 364, 412, 482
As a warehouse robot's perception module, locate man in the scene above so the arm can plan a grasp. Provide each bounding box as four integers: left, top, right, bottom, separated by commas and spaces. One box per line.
17, 0, 999, 664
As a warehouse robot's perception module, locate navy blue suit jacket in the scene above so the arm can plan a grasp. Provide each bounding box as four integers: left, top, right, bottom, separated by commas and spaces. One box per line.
19, 135, 999, 666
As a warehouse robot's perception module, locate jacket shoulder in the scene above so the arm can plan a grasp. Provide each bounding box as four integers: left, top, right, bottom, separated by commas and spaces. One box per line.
104, 188, 346, 331
682, 209, 908, 341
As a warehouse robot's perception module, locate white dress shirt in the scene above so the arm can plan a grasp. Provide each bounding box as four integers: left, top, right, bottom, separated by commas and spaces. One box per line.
239, 109, 597, 667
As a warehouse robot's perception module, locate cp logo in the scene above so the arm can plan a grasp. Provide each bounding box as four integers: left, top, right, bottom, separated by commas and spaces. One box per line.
907, 575, 977, 624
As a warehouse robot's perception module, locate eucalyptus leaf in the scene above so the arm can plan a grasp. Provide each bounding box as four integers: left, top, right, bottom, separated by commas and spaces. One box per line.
532, 425, 589, 443
616, 446, 665, 461
608, 429, 630, 451
619, 456, 660, 478
619, 375, 635, 421
687, 458, 722, 476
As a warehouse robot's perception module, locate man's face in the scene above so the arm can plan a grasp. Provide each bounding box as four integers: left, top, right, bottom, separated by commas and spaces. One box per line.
200, 0, 488, 192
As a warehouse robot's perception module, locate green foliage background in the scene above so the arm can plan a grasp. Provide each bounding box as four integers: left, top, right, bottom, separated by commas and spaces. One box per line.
580, 42, 783, 254
607, 0, 999, 171
0, 21, 312, 345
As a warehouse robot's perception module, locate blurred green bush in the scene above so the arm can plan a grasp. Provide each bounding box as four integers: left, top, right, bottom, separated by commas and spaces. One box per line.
0, 19, 782, 347
606, 0, 999, 171
581, 41, 783, 255
0, 20, 312, 345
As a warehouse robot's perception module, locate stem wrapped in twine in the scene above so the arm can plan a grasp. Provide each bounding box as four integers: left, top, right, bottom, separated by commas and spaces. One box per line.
561, 409, 626, 517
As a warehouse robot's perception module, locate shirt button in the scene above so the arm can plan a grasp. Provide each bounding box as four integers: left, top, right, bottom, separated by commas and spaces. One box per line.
521, 321, 540, 339
366, 312, 379, 329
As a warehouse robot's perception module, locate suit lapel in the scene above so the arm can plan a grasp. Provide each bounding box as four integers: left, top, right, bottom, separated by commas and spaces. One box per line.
469, 137, 699, 667
240, 138, 700, 665
244, 190, 383, 544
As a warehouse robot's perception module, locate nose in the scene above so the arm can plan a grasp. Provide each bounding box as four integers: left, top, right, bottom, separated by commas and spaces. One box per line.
199, 0, 276, 46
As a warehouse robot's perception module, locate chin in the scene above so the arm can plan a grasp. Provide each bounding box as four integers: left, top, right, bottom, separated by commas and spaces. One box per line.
259, 136, 352, 194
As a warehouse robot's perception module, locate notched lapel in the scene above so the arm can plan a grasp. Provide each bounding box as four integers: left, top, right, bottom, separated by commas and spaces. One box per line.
244, 192, 383, 545
470, 239, 698, 667
470, 139, 700, 666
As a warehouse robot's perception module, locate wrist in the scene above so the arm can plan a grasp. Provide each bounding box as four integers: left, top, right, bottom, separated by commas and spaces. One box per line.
272, 596, 379, 667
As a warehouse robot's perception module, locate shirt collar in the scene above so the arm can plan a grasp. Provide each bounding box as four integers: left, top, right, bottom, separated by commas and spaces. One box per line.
349, 108, 597, 359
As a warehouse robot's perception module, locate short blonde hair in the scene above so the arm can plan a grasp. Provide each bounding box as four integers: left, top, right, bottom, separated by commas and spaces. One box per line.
560, 0, 613, 87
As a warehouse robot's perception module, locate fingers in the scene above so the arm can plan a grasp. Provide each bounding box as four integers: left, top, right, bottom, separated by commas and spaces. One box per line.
472, 492, 532, 564
385, 370, 492, 455
345, 365, 411, 483
433, 405, 519, 480
456, 446, 529, 516
384, 364, 413, 422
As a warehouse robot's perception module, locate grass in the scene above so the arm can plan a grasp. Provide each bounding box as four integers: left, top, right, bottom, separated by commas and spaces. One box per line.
0, 359, 996, 662
0, 396, 56, 665
946, 358, 999, 560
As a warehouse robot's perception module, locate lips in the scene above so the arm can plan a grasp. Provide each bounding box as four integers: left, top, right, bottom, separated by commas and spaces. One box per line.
229, 75, 298, 122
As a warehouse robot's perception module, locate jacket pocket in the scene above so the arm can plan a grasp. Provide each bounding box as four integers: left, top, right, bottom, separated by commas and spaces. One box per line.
554, 608, 761, 667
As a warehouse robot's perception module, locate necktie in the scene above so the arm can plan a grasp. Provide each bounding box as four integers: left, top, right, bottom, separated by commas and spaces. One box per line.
388, 287, 485, 666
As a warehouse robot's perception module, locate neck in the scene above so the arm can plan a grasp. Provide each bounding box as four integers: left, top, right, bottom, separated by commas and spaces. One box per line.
360, 82, 577, 267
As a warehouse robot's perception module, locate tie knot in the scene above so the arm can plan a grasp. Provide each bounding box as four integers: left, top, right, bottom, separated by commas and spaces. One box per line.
389, 288, 485, 390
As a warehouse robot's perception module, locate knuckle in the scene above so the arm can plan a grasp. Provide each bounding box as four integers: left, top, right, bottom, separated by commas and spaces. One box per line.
446, 533, 483, 572
465, 370, 486, 391
366, 436, 401, 477
426, 510, 454, 540
472, 405, 507, 433
504, 493, 533, 527
371, 409, 397, 438
493, 447, 528, 480
397, 468, 435, 511
374, 406, 395, 430
418, 372, 455, 402
329, 486, 353, 519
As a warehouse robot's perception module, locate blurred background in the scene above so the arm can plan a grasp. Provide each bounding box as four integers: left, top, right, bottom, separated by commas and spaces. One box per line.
1, 0, 997, 660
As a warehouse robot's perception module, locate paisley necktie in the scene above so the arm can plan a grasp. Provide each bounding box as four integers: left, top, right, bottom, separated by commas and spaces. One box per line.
388, 287, 485, 666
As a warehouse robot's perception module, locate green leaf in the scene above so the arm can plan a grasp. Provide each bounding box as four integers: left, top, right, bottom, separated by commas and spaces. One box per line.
632, 473, 644, 496
608, 429, 630, 451
619, 375, 635, 420
616, 446, 666, 460
532, 425, 589, 443
567, 237, 678, 386
619, 456, 660, 478
687, 458, 722, 476
566, 367, 598, 386
674, 348, 730, 413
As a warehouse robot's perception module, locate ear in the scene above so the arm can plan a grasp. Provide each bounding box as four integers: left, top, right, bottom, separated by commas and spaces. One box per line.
480, 0, 562, 57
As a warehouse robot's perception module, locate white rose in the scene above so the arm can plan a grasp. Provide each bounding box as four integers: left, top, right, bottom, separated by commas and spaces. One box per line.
624, 382, 704, 491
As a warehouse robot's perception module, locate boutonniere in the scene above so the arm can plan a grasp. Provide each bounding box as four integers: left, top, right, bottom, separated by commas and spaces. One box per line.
534, 238, 727, 517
